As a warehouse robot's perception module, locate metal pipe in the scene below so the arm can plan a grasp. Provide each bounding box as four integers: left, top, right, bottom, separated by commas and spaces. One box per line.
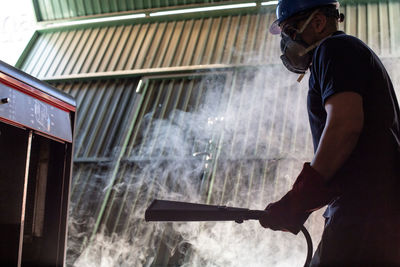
145, 199, 313, 267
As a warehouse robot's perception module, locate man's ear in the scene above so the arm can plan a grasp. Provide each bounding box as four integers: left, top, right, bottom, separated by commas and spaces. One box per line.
312, 12, 327, 33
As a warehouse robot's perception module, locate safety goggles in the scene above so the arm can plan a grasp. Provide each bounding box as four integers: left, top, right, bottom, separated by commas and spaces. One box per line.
281, 23, 300, 39
280, 9, 320, 39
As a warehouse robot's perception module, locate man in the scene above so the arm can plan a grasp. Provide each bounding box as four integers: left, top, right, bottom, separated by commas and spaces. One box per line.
259, 0, 400, 266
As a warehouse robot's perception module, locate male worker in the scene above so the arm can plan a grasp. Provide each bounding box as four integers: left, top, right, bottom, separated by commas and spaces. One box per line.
259, 0, 400, 266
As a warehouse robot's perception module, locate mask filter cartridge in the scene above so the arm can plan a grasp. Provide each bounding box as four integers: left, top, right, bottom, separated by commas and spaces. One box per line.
280, 33, 312, 74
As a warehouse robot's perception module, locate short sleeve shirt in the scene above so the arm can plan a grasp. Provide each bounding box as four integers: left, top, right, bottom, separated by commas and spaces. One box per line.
307, 31, 400, 216
308, 31, 370, 150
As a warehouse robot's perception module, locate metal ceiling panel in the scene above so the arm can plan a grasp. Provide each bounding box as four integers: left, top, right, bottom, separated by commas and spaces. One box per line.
20, 2, 400, 81
20, 13, 277, 79
33, 0, 239, 21
32, 0, 396, 22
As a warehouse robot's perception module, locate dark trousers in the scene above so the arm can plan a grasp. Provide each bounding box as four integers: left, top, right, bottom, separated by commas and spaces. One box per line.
310, 215, 400, 267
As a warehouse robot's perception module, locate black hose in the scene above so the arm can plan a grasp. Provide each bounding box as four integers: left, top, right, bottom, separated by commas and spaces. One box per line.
300, 226, 313, 267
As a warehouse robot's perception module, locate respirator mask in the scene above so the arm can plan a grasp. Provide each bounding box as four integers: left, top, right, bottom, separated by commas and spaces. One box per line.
280, 9, 320, 74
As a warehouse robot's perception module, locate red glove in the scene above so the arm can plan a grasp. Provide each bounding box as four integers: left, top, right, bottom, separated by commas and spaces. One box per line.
259, 163, 340, 234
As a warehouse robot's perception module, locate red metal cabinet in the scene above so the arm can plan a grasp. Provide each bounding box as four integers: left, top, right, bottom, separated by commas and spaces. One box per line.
0, 60, 76, 266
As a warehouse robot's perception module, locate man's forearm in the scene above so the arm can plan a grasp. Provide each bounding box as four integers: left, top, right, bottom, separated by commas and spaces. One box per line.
311, 123, 362, 180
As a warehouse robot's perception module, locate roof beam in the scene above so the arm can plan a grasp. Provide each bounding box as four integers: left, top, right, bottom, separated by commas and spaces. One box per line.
41, 64, 277, 83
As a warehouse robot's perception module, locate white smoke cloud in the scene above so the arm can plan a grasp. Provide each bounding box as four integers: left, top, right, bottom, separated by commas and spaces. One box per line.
68, 65, 326, 267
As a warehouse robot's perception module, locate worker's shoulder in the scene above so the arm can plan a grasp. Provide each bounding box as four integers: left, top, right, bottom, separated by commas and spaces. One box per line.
316, 32, 369, 57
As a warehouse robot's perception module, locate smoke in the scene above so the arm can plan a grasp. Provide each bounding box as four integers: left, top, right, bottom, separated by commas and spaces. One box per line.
67, 65, 325, 267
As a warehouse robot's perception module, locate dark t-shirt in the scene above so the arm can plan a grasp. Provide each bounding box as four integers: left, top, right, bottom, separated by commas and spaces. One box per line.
308, 31, 400, 217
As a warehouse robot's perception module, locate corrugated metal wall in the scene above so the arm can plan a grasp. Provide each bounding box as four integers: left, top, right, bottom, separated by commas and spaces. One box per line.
21, 13, 278, 79
61, 69, 312, 266
18, 2, 400, 266
21, 2, 400, 81
56, 78, 141, 233
342, 1, 400, 55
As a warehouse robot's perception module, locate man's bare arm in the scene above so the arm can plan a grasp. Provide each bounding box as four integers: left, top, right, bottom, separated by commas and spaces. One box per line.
311, 91, 364, 181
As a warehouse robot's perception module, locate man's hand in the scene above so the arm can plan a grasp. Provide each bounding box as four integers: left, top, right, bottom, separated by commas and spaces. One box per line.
259, 163, 340, 234
259, 195, 310, 234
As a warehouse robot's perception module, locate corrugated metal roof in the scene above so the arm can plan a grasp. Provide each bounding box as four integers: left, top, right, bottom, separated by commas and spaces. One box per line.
32, 0, 391, 22
20, 2, 400, 81
32, 0, 245, 21
20, 12, 278, 79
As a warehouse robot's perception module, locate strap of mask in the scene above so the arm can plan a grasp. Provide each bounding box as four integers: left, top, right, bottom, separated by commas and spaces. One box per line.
297, 32, 335, 83
295, 7, 343, 83
295, 9, 320, 83
297, 9, 320, 34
